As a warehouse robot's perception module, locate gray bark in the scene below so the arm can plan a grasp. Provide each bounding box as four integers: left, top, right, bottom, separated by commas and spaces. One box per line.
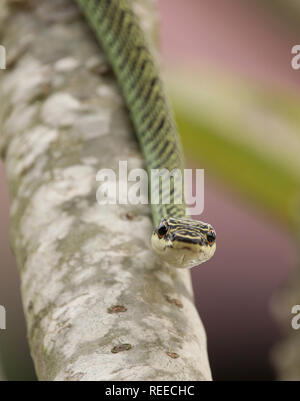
0, 0, 212, 381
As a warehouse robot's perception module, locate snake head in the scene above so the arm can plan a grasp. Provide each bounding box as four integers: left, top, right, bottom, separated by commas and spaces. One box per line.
151, 217, 216, 269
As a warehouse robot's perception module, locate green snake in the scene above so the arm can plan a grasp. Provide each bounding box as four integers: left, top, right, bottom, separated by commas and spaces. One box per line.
75, 0, 216, 268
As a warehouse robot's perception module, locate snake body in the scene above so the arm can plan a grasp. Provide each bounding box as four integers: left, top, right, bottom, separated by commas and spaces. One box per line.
75, 0, 216, 268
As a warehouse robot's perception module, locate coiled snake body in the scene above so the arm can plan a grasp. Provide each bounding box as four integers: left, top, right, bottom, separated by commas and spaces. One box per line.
75, 0, 216, 268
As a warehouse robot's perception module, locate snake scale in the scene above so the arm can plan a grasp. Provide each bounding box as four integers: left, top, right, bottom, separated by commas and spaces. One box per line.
75, 0, 216, 268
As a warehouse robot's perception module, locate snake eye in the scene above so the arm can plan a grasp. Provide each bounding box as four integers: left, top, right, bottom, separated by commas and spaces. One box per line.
207, 230, 216, 244
157, 222, 168, 238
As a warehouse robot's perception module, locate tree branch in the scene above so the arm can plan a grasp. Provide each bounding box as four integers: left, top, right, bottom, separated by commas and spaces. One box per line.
0, 0, 212, 381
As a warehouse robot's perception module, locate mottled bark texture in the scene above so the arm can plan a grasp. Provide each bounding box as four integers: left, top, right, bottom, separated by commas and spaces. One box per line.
0, 0, 212, 380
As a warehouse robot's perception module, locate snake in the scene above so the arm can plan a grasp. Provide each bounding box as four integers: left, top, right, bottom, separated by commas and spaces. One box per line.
75, 0, 216, 268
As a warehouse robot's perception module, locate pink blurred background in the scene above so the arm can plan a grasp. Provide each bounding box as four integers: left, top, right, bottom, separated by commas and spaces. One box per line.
158, 0, 298, 380
0, 0, 298, 380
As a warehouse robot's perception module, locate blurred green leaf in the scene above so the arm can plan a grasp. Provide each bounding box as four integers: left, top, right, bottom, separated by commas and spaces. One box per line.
167, 70, 300, 230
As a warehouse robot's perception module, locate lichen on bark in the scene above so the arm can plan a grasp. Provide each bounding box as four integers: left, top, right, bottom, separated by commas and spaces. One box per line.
0, 0, 212, 381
